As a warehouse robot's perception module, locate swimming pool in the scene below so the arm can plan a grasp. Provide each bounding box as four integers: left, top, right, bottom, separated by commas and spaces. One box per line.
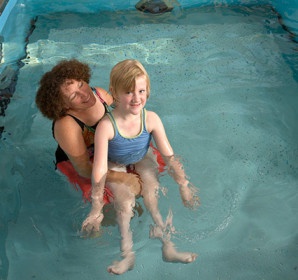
1, 1, 298, 279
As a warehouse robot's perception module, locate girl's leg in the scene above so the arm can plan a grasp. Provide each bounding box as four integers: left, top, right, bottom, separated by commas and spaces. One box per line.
136, 151, 197, 263
106, 181, 136, 275
135, 151, 164, 229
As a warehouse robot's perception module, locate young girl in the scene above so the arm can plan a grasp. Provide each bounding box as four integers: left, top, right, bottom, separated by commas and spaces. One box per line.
82, 59, 200, 275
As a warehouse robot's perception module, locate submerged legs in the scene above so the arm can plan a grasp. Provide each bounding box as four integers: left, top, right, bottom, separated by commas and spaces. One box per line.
136, 152, 198, 264
104, 151, 197, 275
149, 209, 198, 263
107, 182, 136, 275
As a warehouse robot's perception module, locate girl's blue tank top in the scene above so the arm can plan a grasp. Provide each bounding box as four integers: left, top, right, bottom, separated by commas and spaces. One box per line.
107, 108, 151, 165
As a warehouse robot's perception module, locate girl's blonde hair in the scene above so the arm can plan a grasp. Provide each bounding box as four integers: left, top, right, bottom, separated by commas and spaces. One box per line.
109, 59, 150, 101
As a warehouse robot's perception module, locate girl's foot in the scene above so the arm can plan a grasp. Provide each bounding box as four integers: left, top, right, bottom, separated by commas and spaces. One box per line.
107, 252, 135, 275
162, 241, 197, 263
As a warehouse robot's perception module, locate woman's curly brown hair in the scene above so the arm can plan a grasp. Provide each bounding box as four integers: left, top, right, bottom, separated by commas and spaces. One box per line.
35, 59, 91, 120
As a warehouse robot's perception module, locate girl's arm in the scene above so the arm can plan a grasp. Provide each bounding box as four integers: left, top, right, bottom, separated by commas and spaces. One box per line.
147, 111, 200, 209
81, 117, 113, 233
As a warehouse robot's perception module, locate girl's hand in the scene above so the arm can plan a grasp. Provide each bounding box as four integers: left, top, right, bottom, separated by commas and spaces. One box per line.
179, 181, 200, 210
81, 213, 104, 238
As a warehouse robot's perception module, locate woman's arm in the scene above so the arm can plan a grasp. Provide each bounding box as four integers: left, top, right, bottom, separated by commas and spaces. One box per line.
54, 116, 92, 178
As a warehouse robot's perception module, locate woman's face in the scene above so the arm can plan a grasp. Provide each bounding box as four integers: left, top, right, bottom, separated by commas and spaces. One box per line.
60, 79, 96, 111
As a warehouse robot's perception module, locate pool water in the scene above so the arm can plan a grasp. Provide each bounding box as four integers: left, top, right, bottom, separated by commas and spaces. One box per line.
1, 4, 298, 280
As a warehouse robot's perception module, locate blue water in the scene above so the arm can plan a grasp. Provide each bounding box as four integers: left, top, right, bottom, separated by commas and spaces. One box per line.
1, 3, 298, 280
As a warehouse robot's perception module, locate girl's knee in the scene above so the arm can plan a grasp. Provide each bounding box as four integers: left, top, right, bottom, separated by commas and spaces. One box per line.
115, 195, 135, 214
141, 183, 159, 199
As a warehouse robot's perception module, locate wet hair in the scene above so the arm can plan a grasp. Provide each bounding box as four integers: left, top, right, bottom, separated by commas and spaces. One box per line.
35, 59, 91, 120
109, 59, 150, 101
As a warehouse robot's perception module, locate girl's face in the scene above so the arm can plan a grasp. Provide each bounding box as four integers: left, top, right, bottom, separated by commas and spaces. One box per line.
116, 75, 148, 115
60, 79, 96, 111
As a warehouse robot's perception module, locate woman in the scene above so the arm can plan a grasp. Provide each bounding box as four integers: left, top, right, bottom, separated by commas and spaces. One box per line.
35, 59, 141, 204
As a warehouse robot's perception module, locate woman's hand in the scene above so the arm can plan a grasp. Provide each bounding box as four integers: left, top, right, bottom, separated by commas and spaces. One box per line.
179, 181, 200, 210
81, 213, 104, 238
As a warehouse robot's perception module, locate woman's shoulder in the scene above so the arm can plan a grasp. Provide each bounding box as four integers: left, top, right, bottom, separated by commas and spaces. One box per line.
94, 87, 113, 105
55, 114, 74, 124
54, 115, 82, 133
